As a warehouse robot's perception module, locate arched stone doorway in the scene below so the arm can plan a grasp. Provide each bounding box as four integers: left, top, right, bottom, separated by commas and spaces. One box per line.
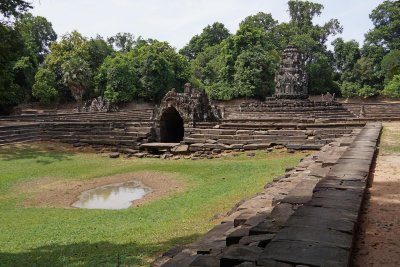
160, 107, 184, 143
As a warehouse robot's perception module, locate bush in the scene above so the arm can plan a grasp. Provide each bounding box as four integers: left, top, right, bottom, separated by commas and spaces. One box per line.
32, 67, 58, 104
340, 81, 359, 98
358, 85, 379, 97
382, 74, 400, 98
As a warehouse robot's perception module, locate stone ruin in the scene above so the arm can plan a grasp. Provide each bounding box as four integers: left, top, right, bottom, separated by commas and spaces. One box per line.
153, 83, 220, 143
240, 45, 344, 112
82, 96, 119, 113
154, 83, 220, 123
274, 45, 308, 100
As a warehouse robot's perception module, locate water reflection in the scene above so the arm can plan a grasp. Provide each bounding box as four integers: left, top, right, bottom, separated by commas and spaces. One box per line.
72, 181, 151, 210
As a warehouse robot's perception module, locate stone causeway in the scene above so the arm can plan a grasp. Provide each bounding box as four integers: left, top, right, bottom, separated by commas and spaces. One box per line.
152, 123, 382, 267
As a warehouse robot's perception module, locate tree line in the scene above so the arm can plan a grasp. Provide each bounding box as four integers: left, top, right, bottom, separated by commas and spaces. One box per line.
0, 0, 399, 113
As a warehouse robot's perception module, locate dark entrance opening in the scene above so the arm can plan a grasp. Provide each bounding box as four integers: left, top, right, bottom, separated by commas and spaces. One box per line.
160, 107, 184, 143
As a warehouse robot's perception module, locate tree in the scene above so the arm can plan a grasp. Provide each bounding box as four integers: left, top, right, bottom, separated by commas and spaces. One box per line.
137, 41, 190, 101
15, 13, 57, 63
288, 0, 323, 31
107, 32, 135, 52
95, 53, 139, 104
0, 23, 25, 112
87, 36, 114, 70
38, 31, 92, 101
61, 56, 92, 111
382, 74, 400, 97
32, 67, 57, 104
307, 53, 340, 95
180, 22, 230, 60
0, 0, 31, 23
285, 1, 342, 94
381, 50, 400, 83
233, 47, 279, 98
239, 12, 278, 32
332, 38, 360, 74
365, 0, 400, 51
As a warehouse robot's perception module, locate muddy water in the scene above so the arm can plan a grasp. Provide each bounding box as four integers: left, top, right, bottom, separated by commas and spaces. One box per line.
72, 181, 151, 210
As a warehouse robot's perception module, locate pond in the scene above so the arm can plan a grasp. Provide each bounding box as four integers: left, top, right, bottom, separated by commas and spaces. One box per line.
72, 181, 151, 210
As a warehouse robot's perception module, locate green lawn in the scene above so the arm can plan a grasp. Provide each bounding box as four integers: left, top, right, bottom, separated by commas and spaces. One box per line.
0, 143, 303, 266
380, 123, 400, 154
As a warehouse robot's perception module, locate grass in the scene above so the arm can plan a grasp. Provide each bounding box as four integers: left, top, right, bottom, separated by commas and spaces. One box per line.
380, 123, 400, 154
0, 142, 304, 266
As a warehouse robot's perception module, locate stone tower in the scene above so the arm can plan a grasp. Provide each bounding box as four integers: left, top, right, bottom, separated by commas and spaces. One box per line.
274, 45, 308, 99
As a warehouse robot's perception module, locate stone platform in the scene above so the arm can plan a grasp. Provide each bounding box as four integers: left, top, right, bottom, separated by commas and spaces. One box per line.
153, 123, 382, 267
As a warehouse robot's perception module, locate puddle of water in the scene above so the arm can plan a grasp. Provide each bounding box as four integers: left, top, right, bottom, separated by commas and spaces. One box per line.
72, 181, 151, 210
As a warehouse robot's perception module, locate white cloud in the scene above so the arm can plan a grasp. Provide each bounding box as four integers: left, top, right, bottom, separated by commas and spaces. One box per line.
31, 0, 383, 49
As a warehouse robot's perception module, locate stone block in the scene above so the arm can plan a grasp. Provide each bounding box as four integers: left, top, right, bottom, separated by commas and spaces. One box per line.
258, 240, 350, 267
220, 245, 263, 267
189, 255, 219, 267
226, 227, 250, 246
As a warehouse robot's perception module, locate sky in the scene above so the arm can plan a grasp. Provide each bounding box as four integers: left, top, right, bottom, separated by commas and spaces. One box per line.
31, 0, 385, 50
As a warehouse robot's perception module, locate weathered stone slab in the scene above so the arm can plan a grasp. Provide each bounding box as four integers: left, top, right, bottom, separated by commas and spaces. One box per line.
281, 179, 318, 204
306, 197, 360, 213
171, 145, 189, 154
272, 225, 353, 250
226, 227, 250, 246
285, 212, 356, 234
293, 205, 358, 223
249, 219, 282, 235
162, 250, 198, 267
189, 255, 219, 267
238, 234, 275, 247
258, 240, 350, 267
270, 203, 295, 224
220, 245, 263, 267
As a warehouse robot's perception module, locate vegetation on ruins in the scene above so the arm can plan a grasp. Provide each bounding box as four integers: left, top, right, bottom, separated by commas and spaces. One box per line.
0, 144, 302, 266
0, 0, 399, 112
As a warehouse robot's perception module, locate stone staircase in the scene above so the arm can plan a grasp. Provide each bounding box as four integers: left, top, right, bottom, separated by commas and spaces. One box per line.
40, 121, 154, 150
343, 102, 400, 121
0, 109, 154, 149
0, 123, 41, 146
183, 103, 364, 151
0, 109, 153, 123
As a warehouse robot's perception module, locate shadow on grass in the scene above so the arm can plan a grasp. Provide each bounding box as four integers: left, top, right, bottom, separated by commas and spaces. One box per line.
0, 234, 200, 267
0, 143, 74, 164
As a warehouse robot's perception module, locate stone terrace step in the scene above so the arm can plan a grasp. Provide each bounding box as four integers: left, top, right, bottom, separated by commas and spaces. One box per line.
0, 109, 154, 123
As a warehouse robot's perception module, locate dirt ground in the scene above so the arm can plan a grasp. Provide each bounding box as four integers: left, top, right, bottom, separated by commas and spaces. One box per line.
353, 123, 400, 266
15, 171, 185, 209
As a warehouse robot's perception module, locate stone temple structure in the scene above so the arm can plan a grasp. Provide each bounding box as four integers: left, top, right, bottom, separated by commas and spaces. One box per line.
274, 45, 308, 99
154, 83, 219, 143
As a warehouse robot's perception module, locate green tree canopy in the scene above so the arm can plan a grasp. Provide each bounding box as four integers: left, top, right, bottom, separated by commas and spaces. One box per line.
0, 0, 31, 22
180, 22, 230, 60
365, 0, 400, 51
61, 56, 92, 111
382, 74, 400, 98
32, 67, 57, 104
381, 49, 400, 83
15, 13, 57, 63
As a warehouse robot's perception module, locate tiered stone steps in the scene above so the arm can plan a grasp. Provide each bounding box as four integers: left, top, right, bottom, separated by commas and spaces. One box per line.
41, 122, 154, 149
0, 123, 41, 146
183, 104, 364, 151
0, 109, 154, 148
0, 109, 153, 123
343, 102, 400, 121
